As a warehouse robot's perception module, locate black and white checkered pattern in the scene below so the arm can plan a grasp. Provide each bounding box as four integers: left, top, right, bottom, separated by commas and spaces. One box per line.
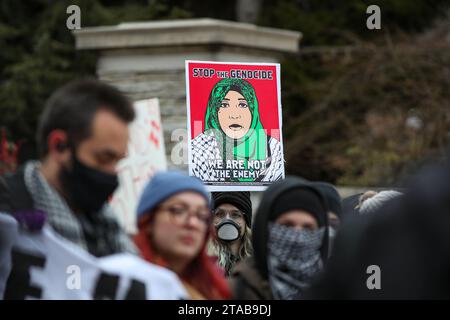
191, 132, 222, 181
267, 223, 325, 300
261, 137, 284, 182
24, 161, 137, 257
191, 132, 285, 182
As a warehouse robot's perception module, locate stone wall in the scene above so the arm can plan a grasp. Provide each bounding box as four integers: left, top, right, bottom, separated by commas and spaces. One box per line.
74, 19, 301, 170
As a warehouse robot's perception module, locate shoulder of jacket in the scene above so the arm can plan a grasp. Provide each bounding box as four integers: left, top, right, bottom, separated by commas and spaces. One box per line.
229, 257, 272, 299
0, 167, 33, 211
0, 167, 29, 197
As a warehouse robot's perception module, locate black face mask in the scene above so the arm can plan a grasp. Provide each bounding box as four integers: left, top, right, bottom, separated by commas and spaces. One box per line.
215, 218, 241, 242
60, 155, 119, 214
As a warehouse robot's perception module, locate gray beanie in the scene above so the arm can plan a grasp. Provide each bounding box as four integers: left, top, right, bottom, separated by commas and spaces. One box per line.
359, 190, 402, 215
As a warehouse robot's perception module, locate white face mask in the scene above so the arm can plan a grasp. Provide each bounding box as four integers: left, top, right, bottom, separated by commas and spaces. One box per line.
216, 219, 241, 241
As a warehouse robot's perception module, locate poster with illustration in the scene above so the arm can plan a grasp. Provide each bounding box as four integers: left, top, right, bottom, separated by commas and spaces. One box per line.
186, 61, 285, 191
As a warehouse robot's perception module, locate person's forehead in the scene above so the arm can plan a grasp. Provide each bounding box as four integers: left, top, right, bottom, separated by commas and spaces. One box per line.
279, 210, 316, 221
88, 110, 129, 152
165, 192, 207, 206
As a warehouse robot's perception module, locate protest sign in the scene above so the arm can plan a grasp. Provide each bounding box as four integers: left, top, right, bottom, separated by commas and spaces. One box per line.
0, 213, 187, 300
110, 98, 167, 233
186, 61, 285, 191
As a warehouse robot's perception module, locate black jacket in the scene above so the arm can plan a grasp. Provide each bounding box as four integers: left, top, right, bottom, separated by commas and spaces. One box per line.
307, 161, 450, 299
229, 177, 330, 299
0, 167, 34, 213
252, 177, 330, 280
0, 166, 136, 257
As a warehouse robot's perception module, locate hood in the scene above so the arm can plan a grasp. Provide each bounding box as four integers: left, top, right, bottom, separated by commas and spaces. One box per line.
252, 176, 330, 279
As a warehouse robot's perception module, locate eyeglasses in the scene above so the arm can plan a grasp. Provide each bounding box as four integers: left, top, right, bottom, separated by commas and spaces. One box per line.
158, 204, 211, 226
213, 208, 244, 220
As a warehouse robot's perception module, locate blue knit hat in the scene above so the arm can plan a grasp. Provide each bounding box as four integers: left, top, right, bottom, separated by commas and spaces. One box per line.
136, 171, 210, 219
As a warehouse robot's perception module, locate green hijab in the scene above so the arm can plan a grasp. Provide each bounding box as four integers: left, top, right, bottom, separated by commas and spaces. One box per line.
204, 78, 268, 180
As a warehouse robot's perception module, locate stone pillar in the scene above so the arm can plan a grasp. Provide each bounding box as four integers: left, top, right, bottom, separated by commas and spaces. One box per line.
74, 18, 301, 170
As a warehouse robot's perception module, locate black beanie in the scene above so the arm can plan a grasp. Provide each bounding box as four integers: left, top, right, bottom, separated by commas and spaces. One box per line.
315, 182, 343, 218
212, 192, 252, 227
270, 188, 327, 227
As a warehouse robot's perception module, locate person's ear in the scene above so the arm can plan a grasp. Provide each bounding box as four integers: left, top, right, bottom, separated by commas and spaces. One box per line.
47, 130, 71, 161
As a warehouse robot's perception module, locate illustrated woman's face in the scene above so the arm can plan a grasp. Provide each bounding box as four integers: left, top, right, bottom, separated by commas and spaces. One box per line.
218, 90, 252, 139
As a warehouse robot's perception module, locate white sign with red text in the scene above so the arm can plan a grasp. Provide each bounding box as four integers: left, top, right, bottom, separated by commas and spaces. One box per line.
110, 99, 167, 234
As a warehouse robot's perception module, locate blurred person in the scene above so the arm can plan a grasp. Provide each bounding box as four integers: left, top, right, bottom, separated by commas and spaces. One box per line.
315, 182, 343, 256
0, 213, 17, 298
356, 190, 403, 215
306, 161, 450, 299
342, 190, 402, 217
0, 79, 136, 257
342, 192, 364, 217
210, 192, 253, 276
134, 171, 231, 300
229, 177, 329, 299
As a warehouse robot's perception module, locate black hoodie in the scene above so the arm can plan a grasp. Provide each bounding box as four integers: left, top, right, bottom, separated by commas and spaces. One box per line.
306, 160, 450, 299
229, 177, 330, 299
